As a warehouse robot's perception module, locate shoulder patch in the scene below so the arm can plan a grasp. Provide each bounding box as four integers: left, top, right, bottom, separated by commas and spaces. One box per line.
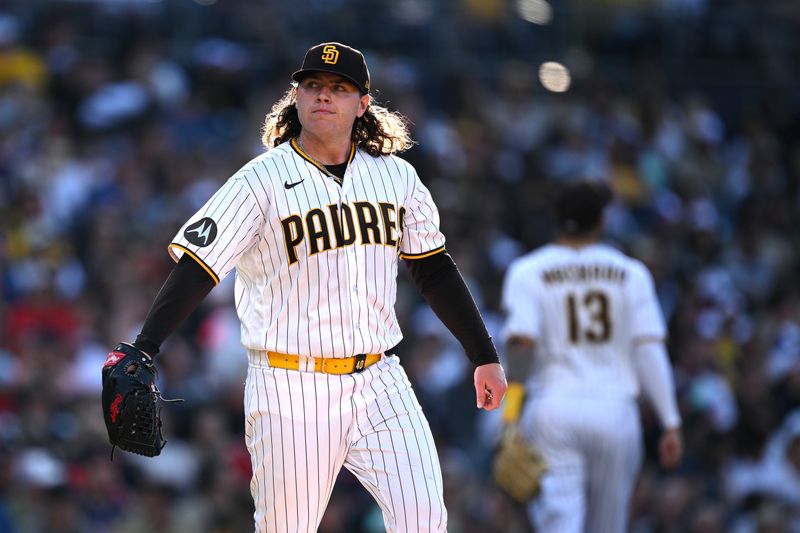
184, 218, 218, 247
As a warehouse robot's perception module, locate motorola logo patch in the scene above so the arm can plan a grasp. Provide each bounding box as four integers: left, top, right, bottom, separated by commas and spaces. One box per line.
184, 217, 218, 247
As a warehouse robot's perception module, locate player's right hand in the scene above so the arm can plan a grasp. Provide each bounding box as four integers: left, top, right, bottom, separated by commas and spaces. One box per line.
474, 362, 507, 410
659, 427, 683, 469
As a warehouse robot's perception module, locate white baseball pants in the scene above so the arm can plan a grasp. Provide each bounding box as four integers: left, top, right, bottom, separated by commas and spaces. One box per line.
522, 394, 642, 533
244, 352, 447, 532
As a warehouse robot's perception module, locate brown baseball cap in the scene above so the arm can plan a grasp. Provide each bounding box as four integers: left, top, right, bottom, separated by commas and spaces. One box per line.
292, 42, 370, 94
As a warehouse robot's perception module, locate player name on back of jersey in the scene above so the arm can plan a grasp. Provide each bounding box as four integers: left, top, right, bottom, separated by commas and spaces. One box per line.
542, 263, 628, 284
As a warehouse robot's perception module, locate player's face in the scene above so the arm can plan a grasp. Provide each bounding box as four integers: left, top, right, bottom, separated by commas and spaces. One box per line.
294, 73, 370, 140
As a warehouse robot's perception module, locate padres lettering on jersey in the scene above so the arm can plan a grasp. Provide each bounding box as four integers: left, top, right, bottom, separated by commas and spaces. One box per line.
169, 139, 445, 357
280, 200, 404, 264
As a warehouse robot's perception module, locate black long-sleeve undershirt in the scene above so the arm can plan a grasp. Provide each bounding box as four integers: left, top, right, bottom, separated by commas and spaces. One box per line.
133, 255, 215, 357
405, 251, 499, 366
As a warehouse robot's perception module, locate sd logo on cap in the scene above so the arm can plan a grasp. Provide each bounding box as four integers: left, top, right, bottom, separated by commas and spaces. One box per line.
292, 42, 370, 94
321, 45, 339, 65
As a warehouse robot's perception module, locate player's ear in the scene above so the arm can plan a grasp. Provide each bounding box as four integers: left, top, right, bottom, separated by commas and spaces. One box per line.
356, 94, 370, 117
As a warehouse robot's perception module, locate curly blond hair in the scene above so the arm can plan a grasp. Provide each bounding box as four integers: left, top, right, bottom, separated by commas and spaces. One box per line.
261, 89, 414, 156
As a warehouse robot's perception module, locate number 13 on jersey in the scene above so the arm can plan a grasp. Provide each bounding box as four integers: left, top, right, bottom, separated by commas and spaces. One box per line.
566, 290, 611, 343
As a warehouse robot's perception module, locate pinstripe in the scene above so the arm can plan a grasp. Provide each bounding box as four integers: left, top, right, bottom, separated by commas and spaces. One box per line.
322, 373, 350, 522
387, 156, 409, 203
343, 371, 387, 520
297, 371, 312, 526
393, 368, 435, 527
250, 164, 277, 343
401, 359, 444, 530
359, 165, 379, 355
235, 268, 252, 318
256, 370, 269, 533
268, 370, 289, 530
239, 174, 267, 219
247, 372, 259, 528
257, 369, 273, 532
357, 370, 386, 503
366, 372, 404, 523
280, 155, 304, 355
350, 176, 368, 352
391, 364, 425, 527
265, 370, 279, 533
331, 211, 347, 356
243, 369, 258, 529
311, 379, 325, 527
337, 358, 445, 531
364, 160, 391, 345
341, 217, 355, 356
405, 204, 426, 253
294, 159, 315, 356
247, 369, 261, 531
363, 170, 378, 354
284, 370, 301, 530
376, 366, 411, 527
200, 182, 244, 262
218, 204, 259, 275
258, 158, 289, 348
319, 374, 335, 517
196, 175, 237, 219
380, 159, 404, 334
310, 170, 334, 356
416, 399, 445, 531
273, 154, 295, 353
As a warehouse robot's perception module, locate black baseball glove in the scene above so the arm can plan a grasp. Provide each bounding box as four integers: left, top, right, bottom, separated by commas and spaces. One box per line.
101, 343, 179, 458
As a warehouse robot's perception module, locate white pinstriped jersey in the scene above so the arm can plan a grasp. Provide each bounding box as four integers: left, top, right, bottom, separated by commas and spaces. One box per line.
169, 139, 445, 357
502, 243, 666, 399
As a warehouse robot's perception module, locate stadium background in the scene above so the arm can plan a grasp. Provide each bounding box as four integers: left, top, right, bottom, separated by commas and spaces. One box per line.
1, 0, 799, 531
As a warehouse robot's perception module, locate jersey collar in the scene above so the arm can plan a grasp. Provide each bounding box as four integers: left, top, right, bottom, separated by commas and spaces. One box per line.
290, 137, 356, 175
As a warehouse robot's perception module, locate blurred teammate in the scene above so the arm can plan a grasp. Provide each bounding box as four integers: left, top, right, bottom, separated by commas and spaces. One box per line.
103, 42, 506, 532
500, 181, 682, 533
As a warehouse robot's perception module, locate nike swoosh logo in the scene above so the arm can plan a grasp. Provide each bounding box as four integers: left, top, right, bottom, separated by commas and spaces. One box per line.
284, 180, 304, 190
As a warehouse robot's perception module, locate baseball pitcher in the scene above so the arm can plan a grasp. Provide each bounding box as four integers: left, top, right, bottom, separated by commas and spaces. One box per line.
101, 42, 507, 533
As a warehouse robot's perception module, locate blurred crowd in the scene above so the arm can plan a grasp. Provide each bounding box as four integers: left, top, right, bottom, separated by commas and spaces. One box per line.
1, 0, 799, 532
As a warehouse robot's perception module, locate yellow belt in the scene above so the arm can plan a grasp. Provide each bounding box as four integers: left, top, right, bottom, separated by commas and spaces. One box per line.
266, 352, 382, 375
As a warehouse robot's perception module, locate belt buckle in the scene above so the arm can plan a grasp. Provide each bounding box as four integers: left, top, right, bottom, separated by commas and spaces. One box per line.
353, 354, 367, 373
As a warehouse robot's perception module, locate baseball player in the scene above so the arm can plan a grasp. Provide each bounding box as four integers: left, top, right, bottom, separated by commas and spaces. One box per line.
500, 181, 683, 533
103, 42, 507, 532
